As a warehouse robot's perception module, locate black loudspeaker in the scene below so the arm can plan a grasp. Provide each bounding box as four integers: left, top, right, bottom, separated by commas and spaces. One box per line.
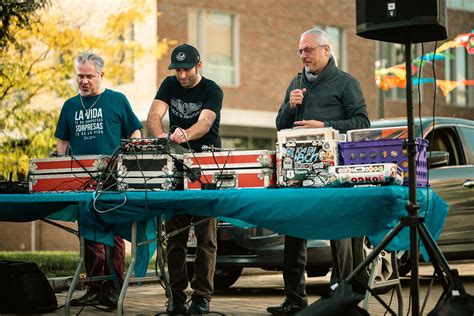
0, 261, 58, 314
356, 0, 448, 43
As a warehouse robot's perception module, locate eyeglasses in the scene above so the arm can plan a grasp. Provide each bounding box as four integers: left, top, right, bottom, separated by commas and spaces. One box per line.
296, 45, 324, 56
76, 73, 99, 80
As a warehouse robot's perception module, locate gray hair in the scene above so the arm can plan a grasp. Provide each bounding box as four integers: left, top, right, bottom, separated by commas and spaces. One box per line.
301, 28, 333, 52
74, 52, 104, 73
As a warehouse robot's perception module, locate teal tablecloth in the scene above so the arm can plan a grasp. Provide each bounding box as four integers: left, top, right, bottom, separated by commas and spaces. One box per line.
0, 186, 448, 277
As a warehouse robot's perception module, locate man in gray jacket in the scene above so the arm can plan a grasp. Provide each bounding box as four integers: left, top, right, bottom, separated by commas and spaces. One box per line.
267, 28, 370, 315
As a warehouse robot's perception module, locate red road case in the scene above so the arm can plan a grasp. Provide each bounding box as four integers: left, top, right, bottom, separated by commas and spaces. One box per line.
183, 150, 276, 190
28, 155, 112, 192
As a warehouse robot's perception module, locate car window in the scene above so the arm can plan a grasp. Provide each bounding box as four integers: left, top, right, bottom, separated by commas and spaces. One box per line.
459, 126, 474, 159
426, 127, 465, 166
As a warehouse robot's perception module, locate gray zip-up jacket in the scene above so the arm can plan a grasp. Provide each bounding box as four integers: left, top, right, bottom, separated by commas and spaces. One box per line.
276, 57, 370, 133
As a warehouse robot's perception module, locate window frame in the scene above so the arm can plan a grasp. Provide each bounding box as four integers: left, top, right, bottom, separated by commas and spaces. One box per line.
187, 9, 240, 87
314, 25, 347, 71
447, 0, 474, 11
380, 42, 422, 101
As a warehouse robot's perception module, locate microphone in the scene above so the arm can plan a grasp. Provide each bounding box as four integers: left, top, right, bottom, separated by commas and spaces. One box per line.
297, 72, 303, 89
294, 72, 303, 121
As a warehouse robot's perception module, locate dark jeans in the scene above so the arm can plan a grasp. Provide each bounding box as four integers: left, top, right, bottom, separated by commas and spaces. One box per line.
84, 235, 125, 291
283, 237, 353, 304
283, 236, 308, 305
166, 214, 218, 302
330, 238, 354, 285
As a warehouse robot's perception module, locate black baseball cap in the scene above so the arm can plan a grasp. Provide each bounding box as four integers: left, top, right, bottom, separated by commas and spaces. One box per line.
168, 44, 201, 70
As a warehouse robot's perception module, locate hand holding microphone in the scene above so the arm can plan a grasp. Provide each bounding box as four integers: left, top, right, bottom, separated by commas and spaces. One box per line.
289, 88, 306, 110
289, 72, 306, 111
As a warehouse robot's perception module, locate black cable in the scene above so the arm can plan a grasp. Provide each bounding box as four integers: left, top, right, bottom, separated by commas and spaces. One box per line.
154, 227, 167, 292
159, 140, 206, 186
96, 144, 123, 192
417, 43, 424, 127
210, 147, 233, 190
66, 146, 99, 191
416, 43, 432, 224
168, 125, 194, 153
383, 287, 396, 316
421, 41, 440, 223
168, 125, 211, 184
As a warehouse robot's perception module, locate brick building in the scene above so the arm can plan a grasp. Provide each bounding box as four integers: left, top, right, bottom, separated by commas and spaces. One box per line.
154, 0, 474, 149
1, 0, 473, 252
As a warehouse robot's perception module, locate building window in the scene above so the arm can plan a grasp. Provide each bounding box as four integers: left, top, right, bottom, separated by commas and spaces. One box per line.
380, 42, 421, 101
315, 25, 346, 71
460, 126, 474, 156
116, 24, 135, 85
221, 136, 275, 150
447, 0, 474, 11
188, 9, 239, 87
445, 46, 473, 107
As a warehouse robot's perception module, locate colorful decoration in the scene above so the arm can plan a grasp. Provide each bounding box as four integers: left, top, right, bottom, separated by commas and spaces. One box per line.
376, 30, 474, 95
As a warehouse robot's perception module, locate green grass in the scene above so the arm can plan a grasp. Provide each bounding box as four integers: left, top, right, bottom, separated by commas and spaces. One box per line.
0, 251, 81, 277
0, 251, 160, 277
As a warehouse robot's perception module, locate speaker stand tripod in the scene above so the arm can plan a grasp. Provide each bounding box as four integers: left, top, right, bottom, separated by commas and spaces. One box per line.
345, 41, 460, 316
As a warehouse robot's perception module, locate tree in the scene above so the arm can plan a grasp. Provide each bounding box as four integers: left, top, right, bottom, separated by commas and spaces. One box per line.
0, 0, 50, 50
0, 0, 175, 181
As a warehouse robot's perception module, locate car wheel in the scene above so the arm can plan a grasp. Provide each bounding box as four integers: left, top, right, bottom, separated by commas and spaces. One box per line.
306, 267, 330, 277
352, 237, 397, 294
213, 267, 243, 290
187, 266, 243, 290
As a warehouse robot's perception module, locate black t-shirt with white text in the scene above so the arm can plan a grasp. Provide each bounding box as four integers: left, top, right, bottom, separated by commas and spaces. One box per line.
155, 76, 223, 152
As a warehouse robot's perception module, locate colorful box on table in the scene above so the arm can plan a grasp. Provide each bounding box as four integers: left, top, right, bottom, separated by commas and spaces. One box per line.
327, 163, 404, 186
276, 128, 340, 188
28, 155, 112, 192
183, 150, 276, 189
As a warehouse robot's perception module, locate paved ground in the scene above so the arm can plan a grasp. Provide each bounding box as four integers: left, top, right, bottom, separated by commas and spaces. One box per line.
52, 261, 474, 315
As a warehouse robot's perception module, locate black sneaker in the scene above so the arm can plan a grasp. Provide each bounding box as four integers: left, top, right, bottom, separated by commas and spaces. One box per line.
266, 300, 308, 315
99, 288, 118, 308
188, 295, 210, 314
70, 288, 103, 306
166, 299, 188, 315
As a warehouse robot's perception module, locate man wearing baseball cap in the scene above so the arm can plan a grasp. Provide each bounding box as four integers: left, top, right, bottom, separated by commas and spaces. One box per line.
147, 43, 223, 314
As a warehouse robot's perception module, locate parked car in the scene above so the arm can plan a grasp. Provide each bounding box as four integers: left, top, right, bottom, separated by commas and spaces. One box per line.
356, 117, 474, 278
187, 224, 333, 290
187, 117, 474, 290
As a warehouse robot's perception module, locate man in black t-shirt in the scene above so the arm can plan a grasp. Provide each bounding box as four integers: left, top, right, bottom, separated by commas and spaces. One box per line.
148, 44, 223, 152
147, 44, 223, 314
